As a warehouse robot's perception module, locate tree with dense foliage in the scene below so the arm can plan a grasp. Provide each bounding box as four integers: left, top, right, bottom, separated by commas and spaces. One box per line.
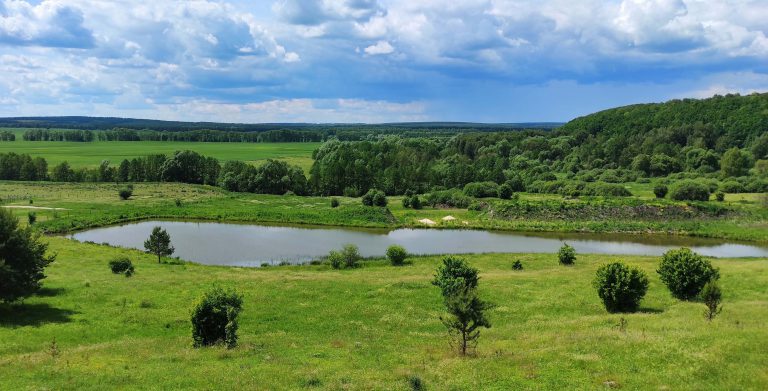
0, 208, 55, 303
593, 262, 649, 313
720, 147, 753, 178
362, 189, 387, 207
657, 248, 720, 300
558, 243, 576, 265
432, 256, 493, 355
191, 286, 242, 348
144, 227, 175, 263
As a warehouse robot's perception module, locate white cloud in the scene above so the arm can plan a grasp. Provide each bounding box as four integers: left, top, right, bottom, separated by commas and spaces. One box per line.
363, 40, 394, 55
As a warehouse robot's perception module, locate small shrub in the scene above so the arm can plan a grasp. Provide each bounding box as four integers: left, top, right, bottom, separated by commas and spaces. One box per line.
669, 180, 710, 201
410, 195, 422, 210
407, 375, 424, 391
657, 248, 720, 300
701, 280, 723, 321
330, 198, 340, 208
386, 245, 408, 266
593, 262, 649, 312
653, 184, 668, 199
512, 260, 523, 270
341, 244, 361, 268
109, 257, 135, 277
191, 286, 243, 349
118, 187, 133, 200
27, 212, 37, 225
175, 198, 183, 207
715, 191, 725, 202
463, 181, 500, 198
327, 251, 343, 269
402, 196, 412, 208
362, 189, 387, 207
558, 243, 576, 265
498, 184, 513, 200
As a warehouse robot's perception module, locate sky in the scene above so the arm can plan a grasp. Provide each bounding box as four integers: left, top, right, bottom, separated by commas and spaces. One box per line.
0, 0, 767, 123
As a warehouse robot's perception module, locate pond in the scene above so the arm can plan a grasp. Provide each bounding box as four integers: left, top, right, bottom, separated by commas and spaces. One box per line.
68, 220, 768, 267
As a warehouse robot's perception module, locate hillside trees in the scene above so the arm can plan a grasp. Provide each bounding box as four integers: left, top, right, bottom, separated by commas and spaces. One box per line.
0, 208, 55, 303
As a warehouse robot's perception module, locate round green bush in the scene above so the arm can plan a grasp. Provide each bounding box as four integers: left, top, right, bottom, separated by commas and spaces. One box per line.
669, 180, 710, 201
715, 191, 725, 202
498, 184, 513, 199
657, 248, 720, 300
558, 243, 576, 265
118, 187, 133, 200
330, 198, 340, 208
463, 181, 500, 198
191, 286, 243, 348
512, 260, 523, 270
362, 189, 387, 207
108, 257, 134, 277
653, 184, 668, 199
386, 245, 408, 266
593, 262, 649, 312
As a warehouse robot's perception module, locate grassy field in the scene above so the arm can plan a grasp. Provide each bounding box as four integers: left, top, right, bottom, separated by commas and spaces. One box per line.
0, 137, 319, 172
0, 237, 766, 390
2, 181, 767, 242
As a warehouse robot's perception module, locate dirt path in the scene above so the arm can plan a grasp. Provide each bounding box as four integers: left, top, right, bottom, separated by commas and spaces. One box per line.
1, 205, 68, 211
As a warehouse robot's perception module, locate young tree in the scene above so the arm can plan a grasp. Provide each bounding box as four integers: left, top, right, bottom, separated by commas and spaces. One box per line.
191, 286, 243, 348
558, 243, 576, 265
593, 262, 649, 313
144, 226, 175, 263
0, 208, 55, 303
386, 245, 408, 266
432, 256, 493, 355
657, 248, 719, 300
701, 280, 723, 321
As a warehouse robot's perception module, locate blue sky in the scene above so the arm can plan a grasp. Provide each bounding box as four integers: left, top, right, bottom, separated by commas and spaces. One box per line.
0, 0, 767, 123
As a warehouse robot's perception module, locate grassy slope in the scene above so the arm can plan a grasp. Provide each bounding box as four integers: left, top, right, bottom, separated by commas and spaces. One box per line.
1, 182, 766, 241
0, 238, 766, 390
0, 138, 319, 172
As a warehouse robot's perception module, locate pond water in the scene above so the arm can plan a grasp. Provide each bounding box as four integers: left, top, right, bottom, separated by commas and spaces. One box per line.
68, 220, 768, 267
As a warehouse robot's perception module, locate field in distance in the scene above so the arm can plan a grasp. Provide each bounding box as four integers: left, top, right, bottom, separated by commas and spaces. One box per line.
0, 131, 319, 172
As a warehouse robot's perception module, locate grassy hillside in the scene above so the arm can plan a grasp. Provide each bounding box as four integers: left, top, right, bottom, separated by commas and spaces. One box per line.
0, 237, 765, 390
0, 139, 319, 172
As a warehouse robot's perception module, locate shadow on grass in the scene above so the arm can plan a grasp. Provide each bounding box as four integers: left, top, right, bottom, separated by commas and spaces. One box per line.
638, 307, 664, 314
0, 303, 78, 327
34, 287, 67, 297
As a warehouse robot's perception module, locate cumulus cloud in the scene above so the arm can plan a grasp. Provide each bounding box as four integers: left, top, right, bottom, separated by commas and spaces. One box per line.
0, 0, 94, 48
363, 40, 394, 55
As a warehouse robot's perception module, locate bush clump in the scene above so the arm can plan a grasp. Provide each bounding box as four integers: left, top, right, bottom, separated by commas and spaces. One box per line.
191, 286, 243, 349
657, 248, 720, 300
362, 189, 387, 207
558, 243, 576, 265
386, 245, 408, 266
701, 280, 723, 321
512, 260, 523, 270
118, 186, 133, 200
328, 244, 362, 269
426, 189, 471, 208
109, 257, 135, 277
715, 191, 725, 202
330, 198, 340, 208
669, 180, 710, 201
463, 181, 500, 198
593, 262, 649, 312
653, 184, 668, 199
27, 212, 36, 225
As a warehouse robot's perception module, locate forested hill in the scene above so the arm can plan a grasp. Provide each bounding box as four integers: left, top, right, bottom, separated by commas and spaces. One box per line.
559, 92, 768, 148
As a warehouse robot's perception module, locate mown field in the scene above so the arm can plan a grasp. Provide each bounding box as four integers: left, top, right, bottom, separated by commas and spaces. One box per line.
0, 236, 766, 390
0, 135, 319, 172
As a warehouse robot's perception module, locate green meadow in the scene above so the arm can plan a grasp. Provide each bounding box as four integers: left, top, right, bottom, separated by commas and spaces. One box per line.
0, 136, 319, 172
0, 236, 766, 390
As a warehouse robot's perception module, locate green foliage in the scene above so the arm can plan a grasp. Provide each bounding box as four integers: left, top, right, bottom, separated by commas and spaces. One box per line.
330, 198, 340, 208
593, 262, 649, 313
108, 257, 134, 277
219, 159, 307, 195
653, 184, 668, 199
0, 208, 55, 303
498, 184, 513, 199
386, 245, 408, 266
558, 243, 576, 265
669, 180, 710, 201
118, 187, 133, 200
512, 260, 523, 270
407, 375, 424, 391
328, 244, 362, 269
143, 226, 175, 263
720, 147, 753, 178
701, 280, 723, 321
327, 251, 343, 269
715, 191, 725, 202
463, 182, 500, 198
432, 256, 492, 355
27, 212, 36, 225
190, 286, 243, 349
362, 189, 387, 207
426, 189, 471, 208
657, 248, 720, 300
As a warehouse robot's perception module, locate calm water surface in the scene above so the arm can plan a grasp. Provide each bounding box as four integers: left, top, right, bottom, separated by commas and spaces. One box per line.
69, 220, 768, 266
